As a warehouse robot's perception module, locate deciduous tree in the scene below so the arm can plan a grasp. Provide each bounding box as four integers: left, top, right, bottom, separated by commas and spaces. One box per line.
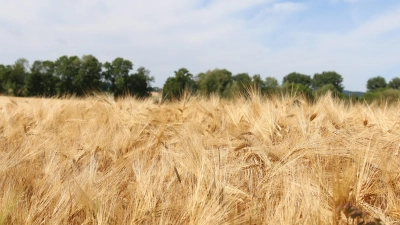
126, 67, 154, 98
388, 77, 400, 89
312, 71, 344, 92
54, 55, 81, 95
281, 82, 313, 100
196, 68, 233, 98
73, 55, 102, 96
103, 58, 133, 95
25, 60, 58, 96
3, 58, 30, 96
0, 64, 12, 94
252, 74, 265, 89
264, 76, 279, 94
283, 72, 312, 88
162, 68, 196, 100
314, 83, 339, 97
366, 76, 387, 92
231, 73, 251, 95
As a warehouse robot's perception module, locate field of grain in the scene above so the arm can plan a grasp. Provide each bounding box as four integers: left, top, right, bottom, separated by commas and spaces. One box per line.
0, 93, 399, 224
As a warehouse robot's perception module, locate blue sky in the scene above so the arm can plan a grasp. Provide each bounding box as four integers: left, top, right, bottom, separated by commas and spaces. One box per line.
1, 0, 400, 92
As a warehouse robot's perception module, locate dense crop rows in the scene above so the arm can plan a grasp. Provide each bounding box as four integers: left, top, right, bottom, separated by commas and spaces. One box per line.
0, 93, 399, 224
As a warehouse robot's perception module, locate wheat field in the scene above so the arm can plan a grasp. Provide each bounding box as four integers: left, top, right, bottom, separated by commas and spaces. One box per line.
0, 93, 399, 224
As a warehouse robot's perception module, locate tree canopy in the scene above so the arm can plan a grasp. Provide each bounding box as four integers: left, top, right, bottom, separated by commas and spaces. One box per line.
0, 64, 12, 94
0, 55, 154, 98
196, 68, 233, 98
282, 72, 312, 88
231, 73, 252, 95
312, 71, 344, 92
2, 55, 400, 104
103, 57, 134, 94
366, 76, 387, 92
54, 55, 81, 95
123, 67, 154, 98
25, 60, 58, 96
0, 58, 30, 96
265, 77, 278, 89
281, 82, 313, 100
314, 83, 339, 97
388, 77, 400, 89
73, 55, 102, 96
162, 68, 196, 100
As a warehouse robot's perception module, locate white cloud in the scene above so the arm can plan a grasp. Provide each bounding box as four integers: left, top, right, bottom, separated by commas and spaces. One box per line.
270, 2, 307, 13
353, 7, 400, 37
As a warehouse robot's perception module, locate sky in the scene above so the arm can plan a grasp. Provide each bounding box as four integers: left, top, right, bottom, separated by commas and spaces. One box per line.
1, 0, 400, 92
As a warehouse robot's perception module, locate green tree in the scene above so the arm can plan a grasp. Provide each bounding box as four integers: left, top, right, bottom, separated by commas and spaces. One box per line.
2, 58, 30, 96
314, 83, 339, 98
388, 77, 400, 89
251, 74, 265, 89
231, 73, 251, 95
265, 77, 278, 88
361, 91, 381, 102
312, 71, 344, 92
162, 68, 196, 100
0, 64, 12, 94
73, 55, 102, 96
231, 73, 266, 96
103, 58, 133, 95
361, 88, 400, 103
283, 72, 312, 88
281, 82, 313, 100
126, 67, 154, 98
25, 62, 45, 96
113, 67, 154, 98
25, 60, 58, 96
265, 77, 278, 92
264, 77, 279, 95
196, 68, 233, 98
54, 55, 81, 95
233, 73, 251, 85
366, 76, 387, 92
381, 89, 400, 103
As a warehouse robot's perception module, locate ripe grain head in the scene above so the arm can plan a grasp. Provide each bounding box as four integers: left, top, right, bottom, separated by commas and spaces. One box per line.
0, 93, 399, 224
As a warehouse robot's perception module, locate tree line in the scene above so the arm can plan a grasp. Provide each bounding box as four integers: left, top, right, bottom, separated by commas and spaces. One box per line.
162, 69, 344, 100
162, 68, 400, 102
1, 55, 400, 102
0, 55, 154, 98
